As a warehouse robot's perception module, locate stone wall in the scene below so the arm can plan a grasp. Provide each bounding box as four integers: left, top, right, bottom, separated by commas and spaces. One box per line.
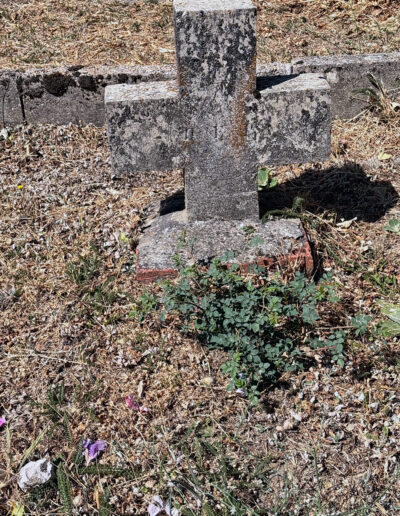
0, 65, 175, 127
1, 52, 399, 127
292, 53, 400, 119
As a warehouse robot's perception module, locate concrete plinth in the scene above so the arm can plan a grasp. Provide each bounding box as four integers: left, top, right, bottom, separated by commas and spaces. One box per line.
136, 210, 313, 282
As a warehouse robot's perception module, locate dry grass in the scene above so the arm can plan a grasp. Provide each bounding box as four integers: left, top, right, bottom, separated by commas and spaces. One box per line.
1, 1, 400, 514
1, 107, 400, 513
0, 0, 399, 69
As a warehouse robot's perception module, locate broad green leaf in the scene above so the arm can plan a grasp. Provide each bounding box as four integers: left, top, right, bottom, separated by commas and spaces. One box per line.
377, 300, 400, 324
384, 218, 400, 235
380, 320, 400, 337
258, 168, 269, 187
258, 167, 277, 191
249, 236, 264, 247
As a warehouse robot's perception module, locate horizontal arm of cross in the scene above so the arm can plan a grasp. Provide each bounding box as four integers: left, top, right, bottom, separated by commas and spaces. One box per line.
105, 73, 331, 175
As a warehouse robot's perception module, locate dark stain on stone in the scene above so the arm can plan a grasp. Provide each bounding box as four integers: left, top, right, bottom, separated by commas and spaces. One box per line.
116, 105, 133, 125
14, 75, 27, 121
0, 76, 9, 89
15, 75, 23, 93
43, 73, 71, 96
78, 75, 97, 92
21, 75, 43, 98
117, 73, 129, 83
68, 65, 83, 73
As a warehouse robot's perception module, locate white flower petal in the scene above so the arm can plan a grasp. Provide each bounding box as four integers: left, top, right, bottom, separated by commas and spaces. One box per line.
148, 503, 162, 516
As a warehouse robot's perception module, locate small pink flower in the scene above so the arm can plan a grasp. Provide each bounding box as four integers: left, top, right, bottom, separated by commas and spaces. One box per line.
0, 418, 6, 428
125, 396, 149, 413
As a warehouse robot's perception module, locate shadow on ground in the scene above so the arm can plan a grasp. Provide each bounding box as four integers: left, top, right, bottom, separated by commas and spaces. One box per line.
259, 162, 399, 223
159, 163, 398, 223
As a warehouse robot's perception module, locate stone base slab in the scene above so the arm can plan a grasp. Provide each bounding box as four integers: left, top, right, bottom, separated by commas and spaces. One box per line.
136, 210, 313, 282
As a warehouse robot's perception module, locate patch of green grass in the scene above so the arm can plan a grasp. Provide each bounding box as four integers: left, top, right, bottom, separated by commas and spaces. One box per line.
66, 251, 129, 320
66, 253, 101, 285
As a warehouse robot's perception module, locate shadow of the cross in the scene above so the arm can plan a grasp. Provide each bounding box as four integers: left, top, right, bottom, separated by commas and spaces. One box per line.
259, 162, 398, 223
160, 193, 185, 216
256, 74, 299, 93
159, 163, 398, 223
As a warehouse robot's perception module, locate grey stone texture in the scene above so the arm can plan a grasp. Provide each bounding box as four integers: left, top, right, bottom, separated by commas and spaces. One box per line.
0, 70, 23, 126
137, 209, 311, 279
0, 63, 292, 128
251, 73, 331, 165
257, 62, 292, 77
2, 52, 399, 127
20, 65, 175, 126
106, 81, 182, 173
106, 0, 331, 223
292, 52, 400, 119
0, 65, 175, 127
106, 73, 331, 175
174, 0, 258, 221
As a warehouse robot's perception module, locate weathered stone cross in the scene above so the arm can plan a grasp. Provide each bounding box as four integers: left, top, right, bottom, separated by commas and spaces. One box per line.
105, 0, 331, 280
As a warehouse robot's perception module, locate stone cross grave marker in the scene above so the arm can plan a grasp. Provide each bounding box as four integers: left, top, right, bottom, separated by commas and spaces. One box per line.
105, 0, 331, 281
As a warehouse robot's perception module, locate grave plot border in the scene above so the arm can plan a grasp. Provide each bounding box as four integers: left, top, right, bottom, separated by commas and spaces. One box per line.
1, 52, 399, 127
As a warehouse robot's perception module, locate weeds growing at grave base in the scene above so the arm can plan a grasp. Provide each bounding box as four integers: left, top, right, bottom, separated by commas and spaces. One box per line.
133, 254, 371, 405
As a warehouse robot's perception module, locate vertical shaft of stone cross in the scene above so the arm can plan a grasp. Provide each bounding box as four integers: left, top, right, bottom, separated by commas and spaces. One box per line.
174, 0, 259, 221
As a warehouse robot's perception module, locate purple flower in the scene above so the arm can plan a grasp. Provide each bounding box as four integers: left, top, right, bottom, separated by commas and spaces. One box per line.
0, 417, 6, 428
82, 439, 107, 461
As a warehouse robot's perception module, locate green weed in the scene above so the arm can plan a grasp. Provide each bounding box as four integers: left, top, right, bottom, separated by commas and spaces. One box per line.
66, 252, 125, 319
354, 73, 400, 121
140, 257, 346, 404
384, 218, 400, 235
258, 167, 277, 191
66, 253, 101, 285
41, 382, 72, 443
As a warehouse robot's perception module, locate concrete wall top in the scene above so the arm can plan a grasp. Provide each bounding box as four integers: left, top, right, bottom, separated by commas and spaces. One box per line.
1, 52, 399, 127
